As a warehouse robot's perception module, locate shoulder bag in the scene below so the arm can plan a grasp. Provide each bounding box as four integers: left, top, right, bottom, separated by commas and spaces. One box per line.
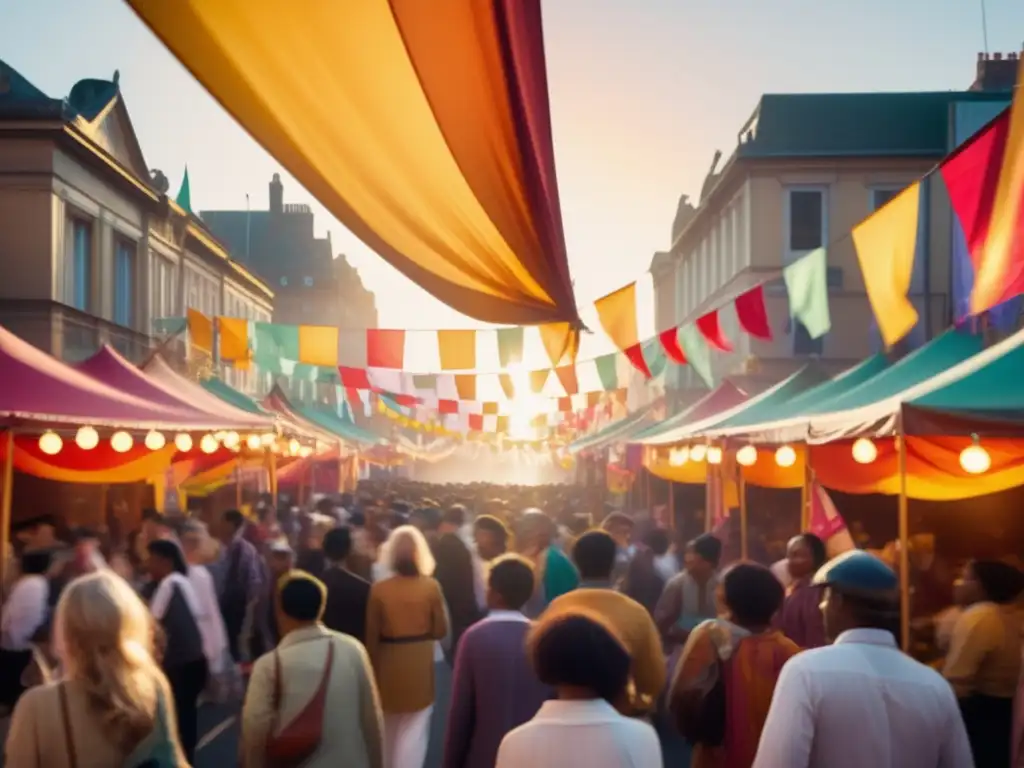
264, 637, 335, 768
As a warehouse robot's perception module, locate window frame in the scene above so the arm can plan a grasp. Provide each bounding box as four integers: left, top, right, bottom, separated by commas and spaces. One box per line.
868, 185, 904, 213
66, 216, 94, 312
113, 237, 137, 328
783, 185, 828, 264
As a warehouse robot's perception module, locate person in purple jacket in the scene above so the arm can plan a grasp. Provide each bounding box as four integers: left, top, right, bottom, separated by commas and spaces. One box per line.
442, 554, 551, 768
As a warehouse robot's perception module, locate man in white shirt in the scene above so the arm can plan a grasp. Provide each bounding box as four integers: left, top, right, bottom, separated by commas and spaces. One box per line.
753, 549, 972, 768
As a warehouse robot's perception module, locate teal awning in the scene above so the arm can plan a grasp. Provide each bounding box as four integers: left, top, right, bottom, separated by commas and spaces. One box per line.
201, 377, 267, 415
569, 405, 654, 454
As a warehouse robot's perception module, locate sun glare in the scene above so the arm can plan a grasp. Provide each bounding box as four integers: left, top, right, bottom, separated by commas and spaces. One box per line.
506, 364, 540, 440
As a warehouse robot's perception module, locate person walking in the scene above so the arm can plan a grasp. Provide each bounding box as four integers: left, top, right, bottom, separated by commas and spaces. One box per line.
775, 533, 828, 649
5, 571, 187, 767
516, 510, 579, 619
241, 571, 383, 768
752, 550, 973, 768
320, 526, 371, 645
443, 555, 550, 768
425, 505, 485, 663
217, 508, 264, 663
366, 525, 449, 768
495, 612, 662, 767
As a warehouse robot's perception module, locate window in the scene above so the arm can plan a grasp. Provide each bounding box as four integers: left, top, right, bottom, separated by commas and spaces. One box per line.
870, 187, 901, 212
67, 219, 92, 311
786, 188, 826, 257
113, 239, 135, 327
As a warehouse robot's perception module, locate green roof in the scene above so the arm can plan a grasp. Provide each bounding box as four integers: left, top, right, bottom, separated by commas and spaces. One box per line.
295, 403, 382, 447
569, 406, 653, 454
201, 378, 266, 415
739, 91, 1010, 159
814, 330, 982, 414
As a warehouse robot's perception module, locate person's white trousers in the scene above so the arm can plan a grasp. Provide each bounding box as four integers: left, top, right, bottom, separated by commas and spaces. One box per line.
383, 705, 433, 768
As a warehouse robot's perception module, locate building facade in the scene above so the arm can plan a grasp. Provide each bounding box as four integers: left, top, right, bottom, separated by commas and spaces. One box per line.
202, 174, 378, 330
654, 53, 1017, 396
0, 60, 273, 393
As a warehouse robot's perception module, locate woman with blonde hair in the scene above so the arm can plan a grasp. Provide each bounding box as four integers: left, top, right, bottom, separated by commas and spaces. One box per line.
4, 570, 186, 767
366, 525, 448, 768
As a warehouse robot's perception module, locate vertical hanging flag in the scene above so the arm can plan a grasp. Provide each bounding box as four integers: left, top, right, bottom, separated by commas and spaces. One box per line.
555, 365, 578, 395
642, 338, 668, 378
338, 366, 371, 390
496, 327, 524, 368
659, 327, 686, 364
972, 57, 1024, 315
366, 329, 406, 368
678, 324, 714, 388
437, 329, 477, 370
498, 373, 515, 399
176, 166, 192, 213
852, 184, 921, 347
539, 321, 579, 367
529, 369, 550, 394
594, 353, 619, 392
783, 247, 832, 339
734, 285, 772, 340
695, 310, 733, 352
454, 374, 476, 401
298, 325, 340, 367
594, 282, 640, 351
217, 316, 248, 362
186, 308, 213, 353
623, 344, 652, 379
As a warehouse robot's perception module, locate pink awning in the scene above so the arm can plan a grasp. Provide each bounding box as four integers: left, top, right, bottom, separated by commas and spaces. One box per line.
76, 346, 271, 430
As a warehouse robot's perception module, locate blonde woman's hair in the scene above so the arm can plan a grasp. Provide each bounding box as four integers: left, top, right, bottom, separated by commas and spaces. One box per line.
55, 571, 163, 753
376, 524, 436, 577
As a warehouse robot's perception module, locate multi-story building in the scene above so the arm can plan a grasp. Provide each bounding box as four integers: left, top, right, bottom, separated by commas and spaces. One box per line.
0, 60, 274, 394
202, 174, 378, 330
653, 52, 1018, 397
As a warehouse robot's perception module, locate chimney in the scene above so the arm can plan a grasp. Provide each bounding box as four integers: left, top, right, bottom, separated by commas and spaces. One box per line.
269, 172, 283, 214
970, 48, 1022, 91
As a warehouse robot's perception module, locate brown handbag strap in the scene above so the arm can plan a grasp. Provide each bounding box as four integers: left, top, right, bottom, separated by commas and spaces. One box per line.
59, 683, 79, 768
270, 636, 334, 726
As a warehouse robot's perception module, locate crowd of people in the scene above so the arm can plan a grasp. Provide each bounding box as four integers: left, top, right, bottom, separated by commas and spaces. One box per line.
0, 481, 1021, 767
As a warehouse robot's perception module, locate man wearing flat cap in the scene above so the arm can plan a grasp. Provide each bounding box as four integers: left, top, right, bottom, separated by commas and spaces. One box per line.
752, 550, 972, 768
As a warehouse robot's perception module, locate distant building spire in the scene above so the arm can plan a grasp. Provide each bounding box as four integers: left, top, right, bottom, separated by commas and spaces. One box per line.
176, 166, 192, 213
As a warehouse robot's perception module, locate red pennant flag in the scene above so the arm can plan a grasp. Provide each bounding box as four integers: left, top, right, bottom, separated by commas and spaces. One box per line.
558, 397, 572, 412
734, 285, 772, 340
623, 343, 652, 379
468, 413, 484, 431
659, 328, 687, 364
438, 399, 459, 415
555, 365, 578, 395
696, 310, 733, 352
338, 365, 371, 390
366, 329, 405, 368
388, 392, 419, 407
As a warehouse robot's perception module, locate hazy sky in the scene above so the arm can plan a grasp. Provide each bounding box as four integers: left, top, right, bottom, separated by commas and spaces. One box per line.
3, 1, 1023, 364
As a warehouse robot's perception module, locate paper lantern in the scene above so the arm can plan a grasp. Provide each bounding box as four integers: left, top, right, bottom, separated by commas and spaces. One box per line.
690, 444, 707, 462
39, 431, 63, 455
222, 431, 240, 449
246, 434, 262, 451
736, 445, 758, 467
706, 446, 723, 465
200, 434, 219, 454
110, 431, 133, 453
775, 445, 796, 467
174, 433, 193, 452
852, 438, 877, 464
74, 426, 99, 451
144, 431, 166, 451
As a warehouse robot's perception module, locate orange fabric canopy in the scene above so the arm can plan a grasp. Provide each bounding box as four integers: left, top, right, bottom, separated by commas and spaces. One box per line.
127, 0, 578, 326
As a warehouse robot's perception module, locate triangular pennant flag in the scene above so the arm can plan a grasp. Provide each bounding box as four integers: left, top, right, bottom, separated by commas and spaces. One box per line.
735, 285, 772, 340
695, 310, 732, 352
643, 338, 667, 378
659, 327, 686, 364
454, 375, 476, 401
176, 166, 192, 213
217, 316, 248, 361
338, 366, 371, 390
496, 327, 524, 368
784, 247, 833, 340
594, 353, 619, 391
187, 308, 213, 353
529, 369, 550, 394
594, 282, 640, 353
498, 373, 515, 399
539, 322, 579, 367
623, 343, 652, 379
679, 324, 714, 387
437, 329, 477, 370
555, 365, 579, 395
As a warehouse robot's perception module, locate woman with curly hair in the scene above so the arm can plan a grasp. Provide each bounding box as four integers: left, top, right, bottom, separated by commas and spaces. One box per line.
4, 570, 186, 767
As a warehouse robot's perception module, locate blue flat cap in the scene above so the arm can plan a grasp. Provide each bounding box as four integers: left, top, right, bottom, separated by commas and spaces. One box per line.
813, 550, 898, 593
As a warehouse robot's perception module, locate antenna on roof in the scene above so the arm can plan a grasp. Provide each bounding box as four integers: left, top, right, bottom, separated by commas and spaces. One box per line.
980, 0, 990, 56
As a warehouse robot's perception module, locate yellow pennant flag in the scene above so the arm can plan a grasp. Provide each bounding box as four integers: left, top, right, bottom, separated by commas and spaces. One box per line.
437, 329, 477, 370
852, 182, 921, 347
186, 308, 213, 353
298, 325, 339, 367
972, 54, 1024, 314
594, 282, 639, 353
217, 316, 249, 362
539, 322, 579, 367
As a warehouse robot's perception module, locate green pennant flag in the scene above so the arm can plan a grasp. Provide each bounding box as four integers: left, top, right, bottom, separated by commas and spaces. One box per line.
784, 247, 831, 339
679, 324, 714, 388
496, 327, 524, 368
642, 338, 668, 378
253, 322, 299, 374
594, 353, 619, 391
176, 166, 192, 213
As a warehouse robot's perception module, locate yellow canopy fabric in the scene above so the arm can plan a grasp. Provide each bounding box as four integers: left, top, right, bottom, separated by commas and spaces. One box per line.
128, 0, 578, 326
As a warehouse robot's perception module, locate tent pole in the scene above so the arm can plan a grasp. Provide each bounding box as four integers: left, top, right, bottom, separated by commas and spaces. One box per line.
0, 430, 13, 601
337, 441, 345, 494
799, 452, 811, 531
739, 467, 748, 561
268, 448, 278, 504
897, 429, 911, 653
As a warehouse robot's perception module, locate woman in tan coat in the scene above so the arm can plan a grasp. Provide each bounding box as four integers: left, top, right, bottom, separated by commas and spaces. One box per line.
366, 525, 448, 768
4, 571, 187, 767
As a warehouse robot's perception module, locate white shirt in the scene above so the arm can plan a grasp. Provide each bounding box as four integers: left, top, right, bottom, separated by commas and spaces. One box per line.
752, 628, 973, 768
0, 575, 48, 651
188, 565, 228, 674
496, 699, 662, 768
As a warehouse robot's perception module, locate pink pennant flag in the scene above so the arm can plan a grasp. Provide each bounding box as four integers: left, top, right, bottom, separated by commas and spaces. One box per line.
808, 482, 856, 557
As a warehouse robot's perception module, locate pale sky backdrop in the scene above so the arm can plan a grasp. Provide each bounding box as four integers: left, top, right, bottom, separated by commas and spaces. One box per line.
3, 1, 1024, 371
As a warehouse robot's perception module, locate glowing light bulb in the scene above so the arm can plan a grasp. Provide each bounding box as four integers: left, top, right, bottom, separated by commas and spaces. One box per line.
39, 431, 63, 455
200, 434, 219, 454
690, 444, 707, 462
222, 431, 240, 449
298, 445, 313, 458
144, 431, 166, 451
851, 438, 877, 464
775, 445, 797, 468
245, 434, 261, 451
668, 446, 689, 467
174, 433, 193, 452
288, 439, 300, 456
736, 445, 758, 467
260, 432, 276, 446
706, 446, 723, 465
959, 442, 991, 474
74, 426, 98, 450
110, 431, 133, 453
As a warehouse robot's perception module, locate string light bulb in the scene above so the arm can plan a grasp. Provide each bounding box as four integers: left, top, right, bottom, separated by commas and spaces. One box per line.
775, 445, 797, 468
851, 438, 877, 464
959, 435, 991, 475
668, 446, 689, 467
200, 434, 219, 454
690, 444, 707, 462
144, 431, 166, 451
288, 439, 300, 456
736, 445, 758, 467
246, 434, 261, 451
74, 426, 99, 450
222, 431, 240, 450
706, 445, 723, 465
298, 445, 314, 458
38, 431, 63, 455
260, 432, 276, 446
174, 433, 193, 452
110, 431, 133, 453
